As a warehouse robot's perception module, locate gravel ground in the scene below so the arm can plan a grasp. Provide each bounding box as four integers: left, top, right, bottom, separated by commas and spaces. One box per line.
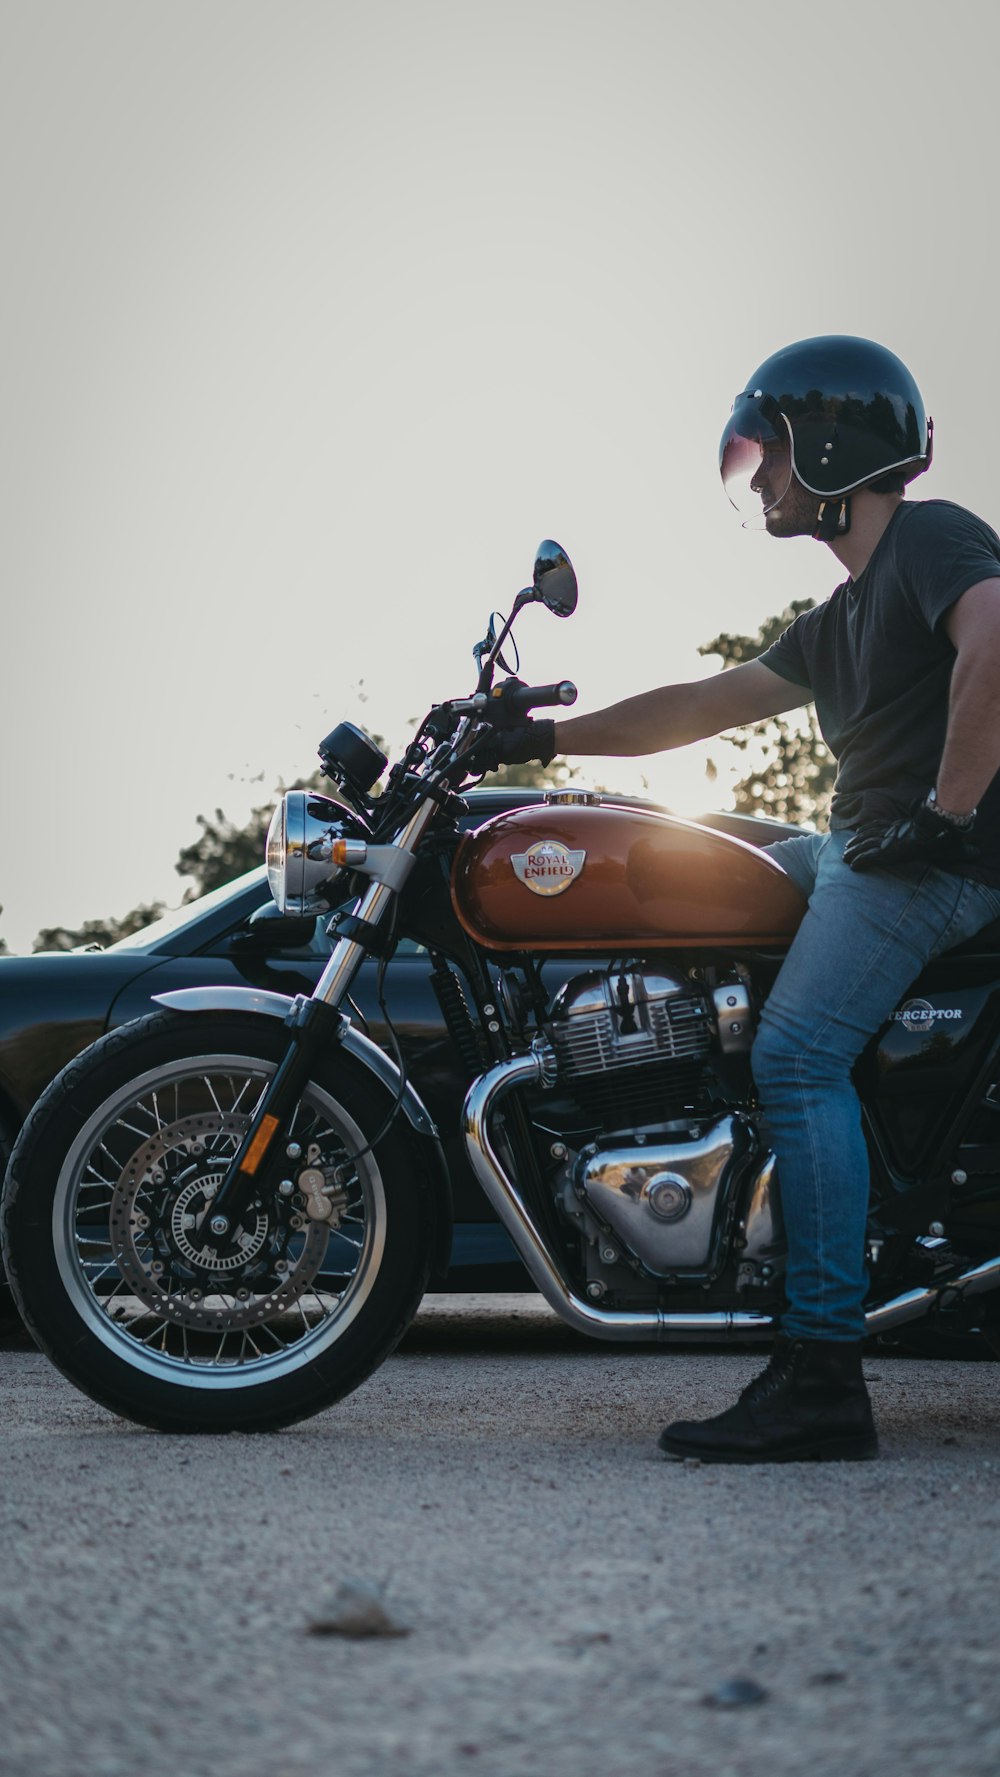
2, 1293, 999, 1777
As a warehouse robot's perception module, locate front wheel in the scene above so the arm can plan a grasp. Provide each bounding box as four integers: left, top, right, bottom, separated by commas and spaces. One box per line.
1, 1012, 435, 1431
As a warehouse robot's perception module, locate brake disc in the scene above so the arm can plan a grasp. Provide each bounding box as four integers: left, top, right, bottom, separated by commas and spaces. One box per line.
108, 1111, 333, 1332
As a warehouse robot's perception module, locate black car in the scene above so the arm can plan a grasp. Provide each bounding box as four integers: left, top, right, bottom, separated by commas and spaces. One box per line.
0, 790, 799, 1306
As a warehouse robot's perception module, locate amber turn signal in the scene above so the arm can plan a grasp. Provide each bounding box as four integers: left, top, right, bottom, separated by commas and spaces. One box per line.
331, 838, 369, 868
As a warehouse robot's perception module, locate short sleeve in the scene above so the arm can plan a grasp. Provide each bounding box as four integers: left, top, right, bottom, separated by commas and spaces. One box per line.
758, 610, 814, 691
895, 502, 1000, 636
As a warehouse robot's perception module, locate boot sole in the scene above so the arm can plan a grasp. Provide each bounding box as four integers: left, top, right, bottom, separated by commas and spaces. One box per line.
658, 1430, 879, 1465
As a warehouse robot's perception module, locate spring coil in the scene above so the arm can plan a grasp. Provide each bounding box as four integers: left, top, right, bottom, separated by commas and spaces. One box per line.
430, 962, 490, 1074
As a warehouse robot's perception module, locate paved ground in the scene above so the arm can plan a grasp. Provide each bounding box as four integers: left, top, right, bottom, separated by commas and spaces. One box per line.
2, 1294, 999, 1777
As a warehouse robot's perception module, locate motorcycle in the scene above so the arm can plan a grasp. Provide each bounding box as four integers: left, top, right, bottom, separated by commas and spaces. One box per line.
5, 541, 1000, 1431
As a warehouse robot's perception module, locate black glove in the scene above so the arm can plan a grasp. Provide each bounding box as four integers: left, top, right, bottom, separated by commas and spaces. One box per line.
844, 798, 979, 873
472, 718, 557, 774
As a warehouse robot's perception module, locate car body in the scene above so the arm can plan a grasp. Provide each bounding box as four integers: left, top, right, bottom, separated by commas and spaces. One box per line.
0, 790, 802, 1297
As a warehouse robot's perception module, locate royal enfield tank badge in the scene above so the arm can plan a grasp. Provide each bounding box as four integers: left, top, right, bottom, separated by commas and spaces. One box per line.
511, 840, 586, 897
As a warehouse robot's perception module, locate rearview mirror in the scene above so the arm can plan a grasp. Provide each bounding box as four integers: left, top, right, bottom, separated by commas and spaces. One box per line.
532, 540, 577, 617
231, 903, 319, 954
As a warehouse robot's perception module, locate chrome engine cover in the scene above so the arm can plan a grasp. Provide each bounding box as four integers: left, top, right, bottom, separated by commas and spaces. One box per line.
575, 1114, 750, 1275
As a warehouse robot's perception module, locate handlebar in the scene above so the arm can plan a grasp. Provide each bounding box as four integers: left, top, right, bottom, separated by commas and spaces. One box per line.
433, 680, 578, 721
503, 680, 578, 714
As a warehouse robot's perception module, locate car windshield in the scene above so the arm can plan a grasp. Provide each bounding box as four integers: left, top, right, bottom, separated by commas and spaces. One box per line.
106, 868, 266, 951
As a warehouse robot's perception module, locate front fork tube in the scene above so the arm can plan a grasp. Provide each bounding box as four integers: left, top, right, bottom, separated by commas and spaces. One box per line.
207, 797, 441, 1232
209, 997, 347, 1232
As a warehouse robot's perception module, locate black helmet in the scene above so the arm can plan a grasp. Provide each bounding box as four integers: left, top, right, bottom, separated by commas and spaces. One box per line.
719, 334, 933, 524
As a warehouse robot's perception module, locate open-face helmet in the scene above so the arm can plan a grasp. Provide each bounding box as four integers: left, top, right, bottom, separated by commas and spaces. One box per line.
719, 335, 933, 526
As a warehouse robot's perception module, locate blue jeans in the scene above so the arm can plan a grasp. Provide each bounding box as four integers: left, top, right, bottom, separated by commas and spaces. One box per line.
756, 830, 1000, 1341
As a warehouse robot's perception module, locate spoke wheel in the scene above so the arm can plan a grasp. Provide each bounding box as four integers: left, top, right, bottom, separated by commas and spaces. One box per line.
2, 1013, 435, 1430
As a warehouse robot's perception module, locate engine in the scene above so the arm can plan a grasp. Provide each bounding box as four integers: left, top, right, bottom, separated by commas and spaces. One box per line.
540, 965, 779, 1288
546, 964, 752, 1125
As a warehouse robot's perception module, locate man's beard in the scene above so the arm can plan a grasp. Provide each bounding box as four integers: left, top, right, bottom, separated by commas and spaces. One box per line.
763, 479, 824, 539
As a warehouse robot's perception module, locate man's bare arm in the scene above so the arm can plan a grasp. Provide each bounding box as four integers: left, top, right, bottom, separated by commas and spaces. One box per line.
551, 658, 809, 758
936, 578, 1000, 814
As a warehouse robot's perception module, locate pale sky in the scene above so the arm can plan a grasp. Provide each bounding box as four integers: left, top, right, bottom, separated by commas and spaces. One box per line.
3, 0, 998, 951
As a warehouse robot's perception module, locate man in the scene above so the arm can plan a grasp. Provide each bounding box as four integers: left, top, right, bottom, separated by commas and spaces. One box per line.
495, 335, 1000, 1463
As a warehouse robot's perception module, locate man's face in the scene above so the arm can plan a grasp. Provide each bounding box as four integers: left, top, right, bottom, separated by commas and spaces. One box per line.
720, 402, 822, 534
751, 436, 821, 537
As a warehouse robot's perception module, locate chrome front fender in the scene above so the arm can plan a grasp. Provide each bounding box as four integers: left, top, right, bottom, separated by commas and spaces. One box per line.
152, 986, 439, 1137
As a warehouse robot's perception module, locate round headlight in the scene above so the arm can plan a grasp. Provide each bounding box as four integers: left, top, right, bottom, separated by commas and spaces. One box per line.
266, 791, 357, 915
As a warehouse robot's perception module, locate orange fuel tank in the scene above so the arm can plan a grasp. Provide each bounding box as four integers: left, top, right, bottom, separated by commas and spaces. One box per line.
451, 799, 807, 951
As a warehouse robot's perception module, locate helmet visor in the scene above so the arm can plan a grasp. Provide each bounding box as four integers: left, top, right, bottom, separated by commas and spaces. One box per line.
719, 397, 794, 527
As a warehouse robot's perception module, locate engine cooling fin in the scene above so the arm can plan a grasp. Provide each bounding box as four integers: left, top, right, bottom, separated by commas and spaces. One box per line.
547, 967, 711, 1122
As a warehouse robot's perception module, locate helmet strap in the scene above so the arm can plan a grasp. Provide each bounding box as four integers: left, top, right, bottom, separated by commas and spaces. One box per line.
813, 496, 851, 542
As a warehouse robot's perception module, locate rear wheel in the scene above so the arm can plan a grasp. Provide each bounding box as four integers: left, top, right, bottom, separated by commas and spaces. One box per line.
1, 1012, 435, 1430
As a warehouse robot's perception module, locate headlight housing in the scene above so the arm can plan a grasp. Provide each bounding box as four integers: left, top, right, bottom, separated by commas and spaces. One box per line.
266, 792, 365, 915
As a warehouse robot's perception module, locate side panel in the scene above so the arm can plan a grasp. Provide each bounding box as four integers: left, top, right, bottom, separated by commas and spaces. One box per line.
857, 969, 1000, 1179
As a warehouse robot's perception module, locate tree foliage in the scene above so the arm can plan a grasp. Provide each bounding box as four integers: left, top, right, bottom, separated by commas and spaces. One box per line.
32, 903, 168, 953
701, 600, 833, 827
174, 804, 275, 899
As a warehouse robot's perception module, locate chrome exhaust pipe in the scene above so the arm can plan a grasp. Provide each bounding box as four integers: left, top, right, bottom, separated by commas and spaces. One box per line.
863, 1256, 1000, 1334
462, 1048, 1000, 1345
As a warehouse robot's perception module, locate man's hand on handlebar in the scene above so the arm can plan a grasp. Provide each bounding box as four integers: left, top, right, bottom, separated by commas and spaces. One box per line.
447, 675, 574, 776
469, 717, 557, 773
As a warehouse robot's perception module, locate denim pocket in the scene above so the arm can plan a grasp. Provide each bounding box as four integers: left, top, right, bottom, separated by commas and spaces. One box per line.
938, 877, 1000, 952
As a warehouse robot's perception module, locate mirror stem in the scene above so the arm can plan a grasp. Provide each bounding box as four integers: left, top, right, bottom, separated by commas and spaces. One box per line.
477, 597, 531, 692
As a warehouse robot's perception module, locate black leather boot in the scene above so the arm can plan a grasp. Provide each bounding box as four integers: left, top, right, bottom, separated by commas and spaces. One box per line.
658, 1337, 878, 1464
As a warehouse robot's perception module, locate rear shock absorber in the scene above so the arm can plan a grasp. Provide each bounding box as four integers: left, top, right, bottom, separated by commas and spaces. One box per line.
429, 959, 492, 1074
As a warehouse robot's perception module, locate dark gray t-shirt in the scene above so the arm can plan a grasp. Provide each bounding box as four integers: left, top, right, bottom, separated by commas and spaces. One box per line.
759, 499, 1000, 884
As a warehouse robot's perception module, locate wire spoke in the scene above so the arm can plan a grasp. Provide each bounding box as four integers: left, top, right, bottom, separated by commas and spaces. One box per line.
228, 1075, 254, 1114
85, 1256, 122, 1287
203, 1075, 224, 1116
115, 1116, 154, 1142
83, 1164, 118, 1188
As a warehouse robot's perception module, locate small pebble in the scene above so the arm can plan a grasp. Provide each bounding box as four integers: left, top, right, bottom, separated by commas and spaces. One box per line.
702, 1677, 768, 1709
305, 1578, 410, 1639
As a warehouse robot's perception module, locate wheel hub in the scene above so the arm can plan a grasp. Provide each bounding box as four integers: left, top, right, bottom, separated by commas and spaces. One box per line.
168, 1175, 270, 1270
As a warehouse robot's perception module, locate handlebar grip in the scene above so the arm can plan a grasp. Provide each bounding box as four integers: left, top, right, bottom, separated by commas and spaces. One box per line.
506, 680, 578, 714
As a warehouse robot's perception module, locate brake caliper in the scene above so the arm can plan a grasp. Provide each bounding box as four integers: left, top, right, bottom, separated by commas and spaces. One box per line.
298, 1141, 351, 1225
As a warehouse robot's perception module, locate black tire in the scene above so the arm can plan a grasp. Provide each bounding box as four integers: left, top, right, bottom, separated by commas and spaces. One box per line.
1, 1011, 435, 1431
0, 1114, 19, 1324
